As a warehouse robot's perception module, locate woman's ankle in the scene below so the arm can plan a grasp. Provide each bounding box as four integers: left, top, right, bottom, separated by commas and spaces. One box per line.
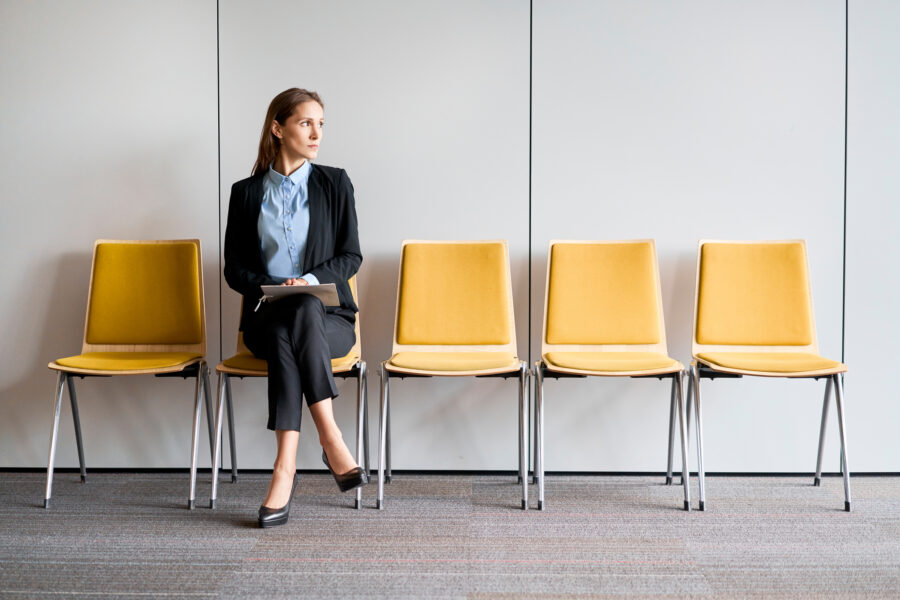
271, 463, 296, 478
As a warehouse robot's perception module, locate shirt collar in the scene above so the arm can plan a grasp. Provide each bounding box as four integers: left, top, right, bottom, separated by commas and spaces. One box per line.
267, 160, 312, 188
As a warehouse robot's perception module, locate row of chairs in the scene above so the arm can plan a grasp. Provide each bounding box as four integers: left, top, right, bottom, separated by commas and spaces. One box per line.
44, 239, 851, 514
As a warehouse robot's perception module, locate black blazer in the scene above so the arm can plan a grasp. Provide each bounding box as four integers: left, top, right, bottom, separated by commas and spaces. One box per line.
224, 164, 362, 332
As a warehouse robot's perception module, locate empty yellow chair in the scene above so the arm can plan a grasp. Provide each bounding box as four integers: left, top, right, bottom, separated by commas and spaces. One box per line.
534, 240, 691, 510
377, 240, 528, 509
210, 277, 370, 509
687, 240, 851, 511
46, 239, 212, 509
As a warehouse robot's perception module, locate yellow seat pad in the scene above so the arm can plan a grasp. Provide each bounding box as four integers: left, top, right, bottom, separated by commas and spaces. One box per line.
697, 352, 845, 374
544, 352, 680, 373
221, 352, 359, 373
388, 352, 518, 372
54, 352, 202, 372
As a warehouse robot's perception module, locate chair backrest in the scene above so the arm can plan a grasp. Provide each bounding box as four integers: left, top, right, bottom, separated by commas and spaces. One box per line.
234, 276, 362, 362
82, 239, 206, 355
691, 239, 819, 357
391, 240, 517, 355
541, 240, 669, 356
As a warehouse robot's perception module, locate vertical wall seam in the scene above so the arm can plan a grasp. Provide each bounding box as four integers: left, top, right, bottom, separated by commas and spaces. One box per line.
217, 0, 223, 362
528, 0, 533, 366
841, 0, 848, 364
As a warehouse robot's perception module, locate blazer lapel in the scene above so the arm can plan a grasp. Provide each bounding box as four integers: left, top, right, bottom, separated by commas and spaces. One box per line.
248, 174, 267, 267
303, 165, 322, 273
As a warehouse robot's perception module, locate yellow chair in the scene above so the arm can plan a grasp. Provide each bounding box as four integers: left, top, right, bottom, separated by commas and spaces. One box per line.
210, 277, 370, 510
686, 240, 851, 511
46, 239, 212, 509
377, 240, 529, 510
534, 240, 691, 511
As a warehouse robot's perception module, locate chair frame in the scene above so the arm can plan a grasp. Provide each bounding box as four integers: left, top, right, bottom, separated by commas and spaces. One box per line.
45, 239, 213, 509
210, 278, 370, 510
681, 239, 851, 511
535, 240, 691, 511
377, 240, 529, 510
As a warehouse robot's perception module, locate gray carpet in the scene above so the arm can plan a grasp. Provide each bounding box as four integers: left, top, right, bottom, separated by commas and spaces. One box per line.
0, 472, 898, 598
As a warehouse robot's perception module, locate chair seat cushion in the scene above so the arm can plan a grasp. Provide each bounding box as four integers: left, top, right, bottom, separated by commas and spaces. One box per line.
697, 352, 845, 374
388, 352, 519, 372
544, 352, 680, 374
54, 352, 202, 372
221, 351, 358, 373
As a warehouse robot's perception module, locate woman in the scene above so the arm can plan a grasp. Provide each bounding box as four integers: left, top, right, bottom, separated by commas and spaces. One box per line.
224, 88, 367, 528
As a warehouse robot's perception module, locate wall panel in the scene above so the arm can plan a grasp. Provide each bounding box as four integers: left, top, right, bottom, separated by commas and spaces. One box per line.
0, 0, 218, 467
532, 0, 846, 471
219, 0, 529, 469
844, 0, 900, 471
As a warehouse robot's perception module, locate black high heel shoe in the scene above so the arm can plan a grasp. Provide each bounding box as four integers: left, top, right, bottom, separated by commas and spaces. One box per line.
258, 474, 297, 528
322, 450, 368, 493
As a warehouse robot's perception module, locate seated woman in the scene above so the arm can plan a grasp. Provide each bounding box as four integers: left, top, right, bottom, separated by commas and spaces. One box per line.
224, 88, 367, 528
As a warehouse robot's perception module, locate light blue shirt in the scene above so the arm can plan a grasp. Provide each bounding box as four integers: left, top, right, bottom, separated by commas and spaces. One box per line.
258, 162, 319, 284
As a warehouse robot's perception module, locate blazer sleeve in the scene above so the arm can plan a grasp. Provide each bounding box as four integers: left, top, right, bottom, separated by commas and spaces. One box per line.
223, 180, 279, 298
307, 169, 363, 287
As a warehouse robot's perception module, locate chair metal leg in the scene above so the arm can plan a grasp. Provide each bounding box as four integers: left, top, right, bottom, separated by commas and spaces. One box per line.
385, 380, 392, 483
355, 362, 366, 510
363, 369, 370, 476
66, 376, 86, 484
188, 364, 204, 510
691, 364, 706, 511
676, 370, 691, 511
224, 375, 237, 483
519, 363, 528, 510
518, 365, 524, 486
531, 374, 538, 485
210, 373, 227, 509
681, 373, 694, 487
536, 364, 545, 511
665, 376, 677, 486
833, 374, 852, 512
44, 372, 66, 508
377, 363, 389, 509
201, 364, 215, 466
814, 377, 832, 487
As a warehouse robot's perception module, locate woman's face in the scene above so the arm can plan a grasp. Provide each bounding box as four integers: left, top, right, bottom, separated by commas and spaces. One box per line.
272, 101, 324, 163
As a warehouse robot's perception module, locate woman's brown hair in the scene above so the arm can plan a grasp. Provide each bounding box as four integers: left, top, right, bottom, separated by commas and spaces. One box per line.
252, 88, 324, 176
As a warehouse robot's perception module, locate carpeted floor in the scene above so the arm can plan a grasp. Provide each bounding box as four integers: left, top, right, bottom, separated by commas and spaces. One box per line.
0, 472, 898, 598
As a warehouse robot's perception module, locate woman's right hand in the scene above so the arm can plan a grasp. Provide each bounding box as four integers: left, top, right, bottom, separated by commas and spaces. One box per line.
280, 278, 310, 286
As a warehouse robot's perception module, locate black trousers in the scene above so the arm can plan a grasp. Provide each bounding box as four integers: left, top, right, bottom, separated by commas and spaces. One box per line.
243, 294, 355, 431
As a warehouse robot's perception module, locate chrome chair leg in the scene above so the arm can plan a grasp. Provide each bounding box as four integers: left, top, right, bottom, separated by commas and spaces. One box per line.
44, 372, 66, 508
385, 382, 392, 483
377, 363, 389, 509
691, 364, 706, 511
201, 365, 215, 466
363, 370, 370, 476
531, 375, 539, 485
833, 373, 852, 512
665, 376, 677, 485
814, 377, 832, 487
210, 373, 227, 509
519, 363, 528, 510
224, 374, 237, 483
188, 363, 204, 510
536, 364, 545, 510
355, 362, 366, 510
66, 375, 86, 484
676, 370, 691, 511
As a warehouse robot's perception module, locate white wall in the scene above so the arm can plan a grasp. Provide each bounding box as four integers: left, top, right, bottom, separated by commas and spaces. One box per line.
219, 0, 530, 469
0, 0, 219, 468
0, 0, 895, 474
532, 0, 845, 472
844, 0, 900, 472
